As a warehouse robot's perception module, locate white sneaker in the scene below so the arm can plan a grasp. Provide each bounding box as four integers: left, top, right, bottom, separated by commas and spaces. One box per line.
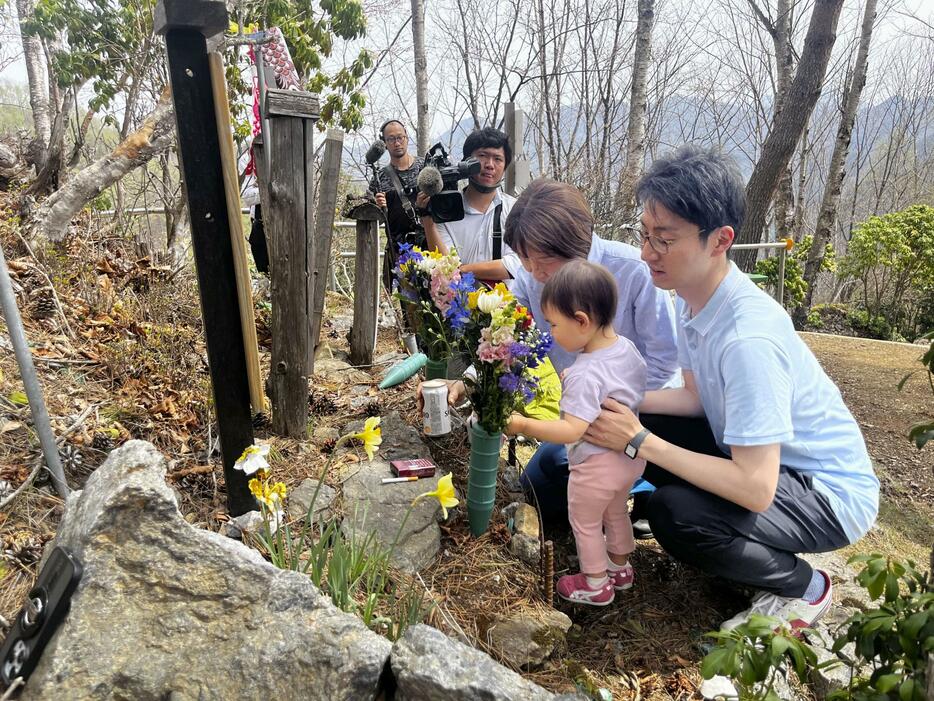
720, 570, 832, 633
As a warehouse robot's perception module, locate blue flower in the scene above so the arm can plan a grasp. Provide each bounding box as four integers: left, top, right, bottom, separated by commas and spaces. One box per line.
510, 342, 530, 359
498, 373, 520, 393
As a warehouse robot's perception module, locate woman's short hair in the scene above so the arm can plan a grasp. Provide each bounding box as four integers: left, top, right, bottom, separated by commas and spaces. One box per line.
540, 260, 617, 328
504, 179, 593, 260
637, 145, 746, 241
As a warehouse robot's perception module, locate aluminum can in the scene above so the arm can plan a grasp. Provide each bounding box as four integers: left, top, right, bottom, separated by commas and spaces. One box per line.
422, 379, 451, 436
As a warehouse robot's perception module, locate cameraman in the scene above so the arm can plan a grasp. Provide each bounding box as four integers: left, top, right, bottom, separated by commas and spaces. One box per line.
368, 120, 426, 291
420, 127, 521, 282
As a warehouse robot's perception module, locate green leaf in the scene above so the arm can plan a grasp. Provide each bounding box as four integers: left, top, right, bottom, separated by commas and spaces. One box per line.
701, 647, 731, 679
897, 678, 915, 701
8, 391, 28, 406
903, 610, 929, 639
876, 673, 902, 693
867, 570, 887, 600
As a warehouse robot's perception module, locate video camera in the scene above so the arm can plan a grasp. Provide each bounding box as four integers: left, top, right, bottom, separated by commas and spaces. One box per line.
416, 143, 481, 223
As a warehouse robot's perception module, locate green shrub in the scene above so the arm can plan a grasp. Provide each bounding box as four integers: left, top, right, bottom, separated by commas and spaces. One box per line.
846, 308, 894, 340
840, 205, 934, 341
755, 235, 834, 311
806, 308, 824, 328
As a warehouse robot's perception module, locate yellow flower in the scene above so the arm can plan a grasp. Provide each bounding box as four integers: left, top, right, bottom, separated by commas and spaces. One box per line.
467, 290, 480, 310
352, 416, 382, 460
414, 473, 459, 519
249, 478, 287, 509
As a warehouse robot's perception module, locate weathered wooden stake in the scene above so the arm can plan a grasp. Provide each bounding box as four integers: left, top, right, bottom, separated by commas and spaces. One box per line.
310, 129, 344, 353
504, 102, 531, 197
156, 0, 255, 515
346, 201, 381, 367
208, 51, 265, 413
263, 88, 319, 437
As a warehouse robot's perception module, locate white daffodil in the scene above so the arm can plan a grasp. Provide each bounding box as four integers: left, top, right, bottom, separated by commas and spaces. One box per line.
234, 443, 271, 476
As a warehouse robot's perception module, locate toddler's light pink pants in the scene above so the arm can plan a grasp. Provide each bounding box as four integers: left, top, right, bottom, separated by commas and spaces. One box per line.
568, 450, 646, 574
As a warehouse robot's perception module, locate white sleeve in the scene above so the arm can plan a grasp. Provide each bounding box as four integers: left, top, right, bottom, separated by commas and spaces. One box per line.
437, 222, 457, 252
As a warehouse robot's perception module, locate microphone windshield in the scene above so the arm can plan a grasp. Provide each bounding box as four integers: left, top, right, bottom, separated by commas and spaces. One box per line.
365, 140, 386, 165
417, 166, 443, 196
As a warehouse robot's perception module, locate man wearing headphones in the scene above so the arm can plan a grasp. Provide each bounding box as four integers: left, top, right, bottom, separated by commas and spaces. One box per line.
420, 127, 521, 283
368, 120, 426, 291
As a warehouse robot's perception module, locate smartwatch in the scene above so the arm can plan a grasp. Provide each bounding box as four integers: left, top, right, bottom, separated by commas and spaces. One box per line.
624, 428, 651, 459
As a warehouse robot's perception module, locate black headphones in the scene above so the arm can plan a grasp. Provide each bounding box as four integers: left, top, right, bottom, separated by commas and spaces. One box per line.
379, 119, 407, 142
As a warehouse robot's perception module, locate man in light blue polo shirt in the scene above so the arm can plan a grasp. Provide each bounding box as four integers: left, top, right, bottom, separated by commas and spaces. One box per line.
584, 145, 879, 631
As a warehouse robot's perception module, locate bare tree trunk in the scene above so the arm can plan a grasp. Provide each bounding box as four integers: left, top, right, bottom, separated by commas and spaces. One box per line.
411, 0, 430, 155
28, 91, 70, 195
736, 0, 846, 272
29, 89, 176, 242
794, 0, 877, 324
772, 0, 795, 244
15, 0, 51, 163
618, 0, 656, 224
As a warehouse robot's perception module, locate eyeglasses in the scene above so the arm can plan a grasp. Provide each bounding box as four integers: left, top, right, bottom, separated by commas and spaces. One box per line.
384, 135, 407, 144
637, 227, 709, 255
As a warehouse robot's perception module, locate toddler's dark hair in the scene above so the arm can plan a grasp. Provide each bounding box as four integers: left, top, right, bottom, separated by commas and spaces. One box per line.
540, 260, 617, 328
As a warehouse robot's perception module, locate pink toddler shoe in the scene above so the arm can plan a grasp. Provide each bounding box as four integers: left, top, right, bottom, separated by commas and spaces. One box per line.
608, 563, 635, 591
556, 573, 615, 606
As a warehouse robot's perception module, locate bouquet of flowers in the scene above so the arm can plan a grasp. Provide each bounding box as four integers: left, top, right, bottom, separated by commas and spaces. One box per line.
394, 244, 476, 362
460, 283, 552, 435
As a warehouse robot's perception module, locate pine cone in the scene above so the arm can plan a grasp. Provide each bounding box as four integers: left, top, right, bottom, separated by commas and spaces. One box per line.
30, 289, 56, 319
363, 400, 382, 418
252, 411, 271, 429
320, 437, 337, 455
3, 532, 43, 567
309, 391, 338, 416
59, 444, 84, 475
91, 433, 115, 452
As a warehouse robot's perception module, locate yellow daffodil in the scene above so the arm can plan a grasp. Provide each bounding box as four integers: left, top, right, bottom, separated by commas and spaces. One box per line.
414, 473, 459, 519
249, 478, 287, 509
235, 443, 270, 476
352, 416, 382, 460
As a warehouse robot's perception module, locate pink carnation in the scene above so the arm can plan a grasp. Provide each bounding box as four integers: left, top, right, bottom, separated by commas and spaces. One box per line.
477, 341, 512, 363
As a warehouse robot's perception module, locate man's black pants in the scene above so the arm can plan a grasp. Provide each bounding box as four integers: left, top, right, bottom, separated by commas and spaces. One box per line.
640, 414, 851, 597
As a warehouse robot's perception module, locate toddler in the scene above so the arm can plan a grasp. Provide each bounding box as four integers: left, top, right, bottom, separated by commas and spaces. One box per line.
506, 260, 647, 606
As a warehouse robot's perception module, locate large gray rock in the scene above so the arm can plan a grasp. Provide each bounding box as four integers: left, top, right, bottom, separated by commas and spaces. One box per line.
289, 478, 336, 523
340, 411, 450, 571
22, 441, 390, 701
391, 624, 558, 700
488, 608, 572, 669
341, 457, 448, 572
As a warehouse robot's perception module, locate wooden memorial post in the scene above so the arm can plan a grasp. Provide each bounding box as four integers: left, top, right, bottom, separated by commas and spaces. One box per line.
155, 0, 255, 515
346, 200, 381, 367
263, 88, 319, 438
310, 129, 344, 351
504, 102, 531, 196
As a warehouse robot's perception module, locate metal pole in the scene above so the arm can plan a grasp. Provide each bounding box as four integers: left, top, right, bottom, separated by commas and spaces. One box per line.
0, 245, 69, 499
777, 246, 787, 307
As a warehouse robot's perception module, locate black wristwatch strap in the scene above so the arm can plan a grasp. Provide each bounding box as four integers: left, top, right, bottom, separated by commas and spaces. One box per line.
625, 428, 651, 459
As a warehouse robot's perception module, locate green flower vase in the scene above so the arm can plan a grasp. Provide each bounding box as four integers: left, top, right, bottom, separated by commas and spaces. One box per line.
424, 357, 449, 380
467, 421, 501, 536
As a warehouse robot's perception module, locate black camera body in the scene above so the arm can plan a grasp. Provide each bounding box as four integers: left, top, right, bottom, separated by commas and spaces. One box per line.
1, 547, 83, 689
420, 143, 480, 224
